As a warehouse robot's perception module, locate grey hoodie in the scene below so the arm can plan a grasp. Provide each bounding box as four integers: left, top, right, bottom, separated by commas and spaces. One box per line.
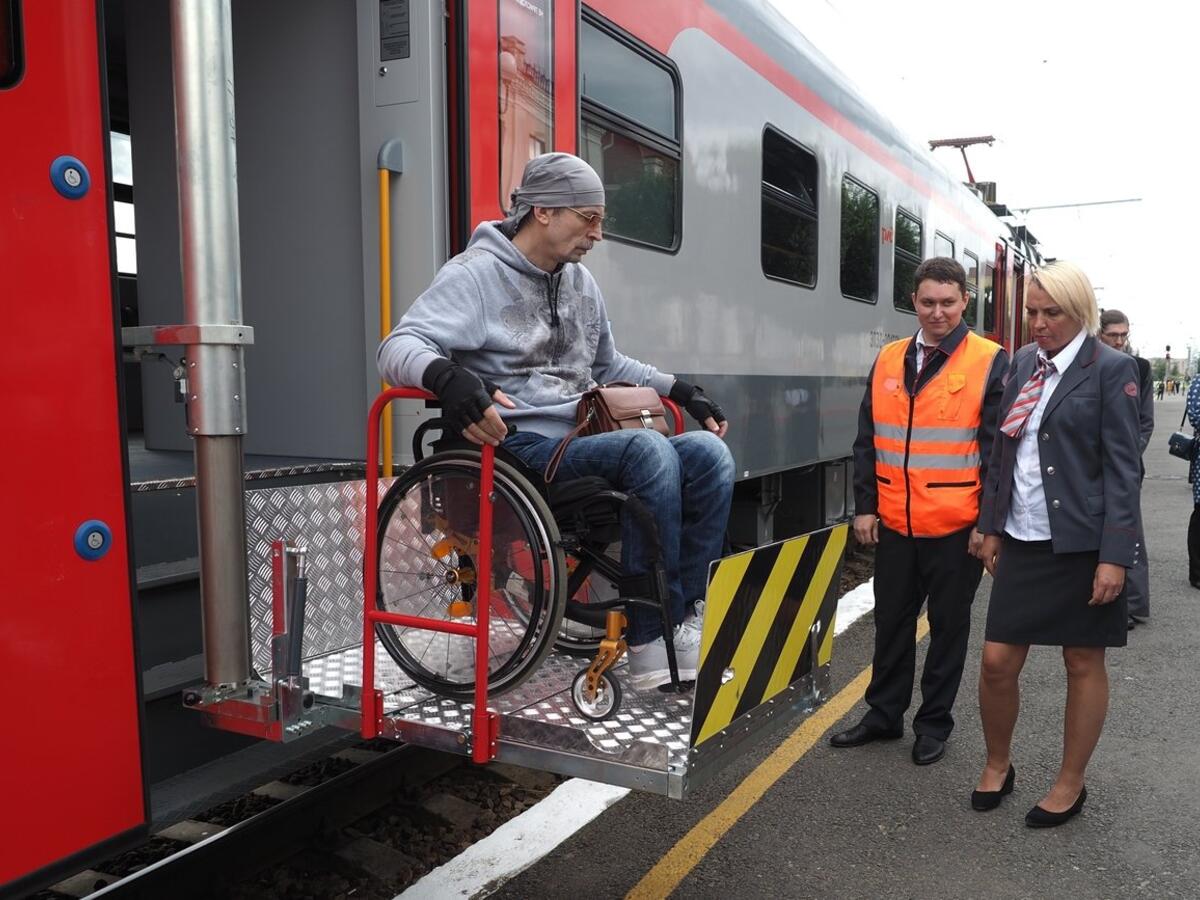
378, 222, 674, 440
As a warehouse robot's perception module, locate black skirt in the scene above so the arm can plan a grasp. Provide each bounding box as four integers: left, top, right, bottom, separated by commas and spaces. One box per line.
985, 535, 1127, 648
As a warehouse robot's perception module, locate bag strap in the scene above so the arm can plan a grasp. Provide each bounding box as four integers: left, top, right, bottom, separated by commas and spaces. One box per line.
544, 408, 594, 483
1182, 406, 1189, 429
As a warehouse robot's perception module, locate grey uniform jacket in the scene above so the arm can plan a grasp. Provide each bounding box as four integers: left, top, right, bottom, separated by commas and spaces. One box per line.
977, 336, 1143, 568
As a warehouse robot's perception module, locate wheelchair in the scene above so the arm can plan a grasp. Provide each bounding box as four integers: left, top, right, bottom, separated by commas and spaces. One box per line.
373, 411, 688, 722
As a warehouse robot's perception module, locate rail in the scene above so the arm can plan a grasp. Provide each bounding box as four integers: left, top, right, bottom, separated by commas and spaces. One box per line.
361, 388, 684, 762
362, 387, 499, 763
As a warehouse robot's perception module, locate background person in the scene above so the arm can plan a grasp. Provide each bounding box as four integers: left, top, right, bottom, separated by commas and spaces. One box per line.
378, 153, 734, 691
972, 262, 1141, 827
831, 258, 1007, 766
1097, 309, 1153, 627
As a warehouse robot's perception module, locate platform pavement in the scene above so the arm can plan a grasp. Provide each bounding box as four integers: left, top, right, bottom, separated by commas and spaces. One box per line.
495, 396, 1200, 900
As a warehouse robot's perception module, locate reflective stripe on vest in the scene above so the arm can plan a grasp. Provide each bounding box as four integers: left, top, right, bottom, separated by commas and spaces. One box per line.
871, 331, 1002, 537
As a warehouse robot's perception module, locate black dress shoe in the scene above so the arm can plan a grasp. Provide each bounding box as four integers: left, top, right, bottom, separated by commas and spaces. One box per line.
1025, 786, 1087, 828
971, 764, 1015, 811
1127, 616, 1136, 631
829, 722, 903, 748
911, 734, 945, 765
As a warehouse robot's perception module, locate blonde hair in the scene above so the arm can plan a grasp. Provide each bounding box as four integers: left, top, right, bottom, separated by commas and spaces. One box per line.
1029, 261, 1099, 334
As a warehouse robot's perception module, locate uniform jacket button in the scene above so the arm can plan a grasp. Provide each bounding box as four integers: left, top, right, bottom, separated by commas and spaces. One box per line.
1051, 499, 1061, 509
1041, 432, 1050, 441
1046, 465, 1056, 475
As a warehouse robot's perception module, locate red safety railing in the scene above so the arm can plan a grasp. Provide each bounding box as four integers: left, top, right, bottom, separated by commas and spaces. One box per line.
361, 388, 684, 762
362, 387, 499, 762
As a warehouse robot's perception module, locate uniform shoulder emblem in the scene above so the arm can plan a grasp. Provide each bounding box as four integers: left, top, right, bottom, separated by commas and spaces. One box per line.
1124, 381, 1138, 397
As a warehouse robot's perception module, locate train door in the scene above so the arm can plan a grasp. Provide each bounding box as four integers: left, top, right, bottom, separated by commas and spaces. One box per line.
986, 241, 1008, 351
0, 1, 147, 893
1013, 254, 1029, 347
449, 0, 578, 249
1001, 247, 1018, 353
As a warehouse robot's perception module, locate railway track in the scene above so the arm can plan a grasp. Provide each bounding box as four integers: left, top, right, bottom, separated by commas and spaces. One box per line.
35, 742, 562, 900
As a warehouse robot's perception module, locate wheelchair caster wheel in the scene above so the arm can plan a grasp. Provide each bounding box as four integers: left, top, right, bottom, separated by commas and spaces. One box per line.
571, 668, 621, 721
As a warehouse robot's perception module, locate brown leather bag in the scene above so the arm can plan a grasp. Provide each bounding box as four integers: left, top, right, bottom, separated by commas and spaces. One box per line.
544, 382, 670, 482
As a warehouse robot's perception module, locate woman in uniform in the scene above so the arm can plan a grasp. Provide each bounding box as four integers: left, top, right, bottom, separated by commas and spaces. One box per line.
969, 261, 1142, 827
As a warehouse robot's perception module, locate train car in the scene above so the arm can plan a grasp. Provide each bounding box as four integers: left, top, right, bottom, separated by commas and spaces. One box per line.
113, 0, 1041, 542
2, 0, 1042, 893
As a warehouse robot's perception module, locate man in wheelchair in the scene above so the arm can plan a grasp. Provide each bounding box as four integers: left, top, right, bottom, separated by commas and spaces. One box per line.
378, 153, 734, 691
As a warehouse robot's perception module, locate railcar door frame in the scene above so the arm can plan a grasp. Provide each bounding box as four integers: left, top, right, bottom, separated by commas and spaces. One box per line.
0, 0, 149, 894
448, 0, 578, 252
1012, 252, 1028, 347
987, 241, 1008, 351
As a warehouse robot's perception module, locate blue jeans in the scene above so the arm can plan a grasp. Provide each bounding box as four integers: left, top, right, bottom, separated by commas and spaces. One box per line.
504, 429, 735, 644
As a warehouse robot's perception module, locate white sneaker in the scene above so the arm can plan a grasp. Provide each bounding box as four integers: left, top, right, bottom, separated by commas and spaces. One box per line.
627, 623, 702, 690
682, 599, 706, 640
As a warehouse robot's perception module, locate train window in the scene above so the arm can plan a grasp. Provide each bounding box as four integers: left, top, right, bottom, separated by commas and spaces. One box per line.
892, 207, 922, 313
580, 14, 680, 250
841, 176, 879, 303
963, 250, 979, 327
1, 0, 22, 89
580, 20, 676, 139
982, 262, 996, 332
934, 231, 955, 258
761, 126, 818, 287
499, 0, 554, 210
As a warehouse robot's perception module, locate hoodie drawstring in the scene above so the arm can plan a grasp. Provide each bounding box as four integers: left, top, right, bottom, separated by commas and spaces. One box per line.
547, 272, 561, 328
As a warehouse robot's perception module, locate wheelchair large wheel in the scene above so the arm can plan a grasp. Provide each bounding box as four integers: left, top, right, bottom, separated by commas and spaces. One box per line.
375, 451, 566, 698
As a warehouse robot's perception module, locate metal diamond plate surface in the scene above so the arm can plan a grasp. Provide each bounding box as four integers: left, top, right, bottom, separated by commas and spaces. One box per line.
134, 461, 364, 492
246, 478, 394, 674
302, 644, 694, 767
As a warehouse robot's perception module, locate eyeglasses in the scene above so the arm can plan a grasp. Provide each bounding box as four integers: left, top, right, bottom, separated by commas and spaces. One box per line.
564, 206, 607, 228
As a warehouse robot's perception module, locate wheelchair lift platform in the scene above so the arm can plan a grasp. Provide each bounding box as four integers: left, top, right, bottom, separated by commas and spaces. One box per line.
304, 519, 849, 799
190, 388, 849, 799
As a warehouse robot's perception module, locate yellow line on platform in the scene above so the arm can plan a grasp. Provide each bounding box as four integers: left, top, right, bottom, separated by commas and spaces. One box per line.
627, 615, 931, 900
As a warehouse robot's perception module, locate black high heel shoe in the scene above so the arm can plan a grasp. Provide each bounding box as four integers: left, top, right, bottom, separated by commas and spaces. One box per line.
1025, 786, 1087, 828
970, 764, 1015, 811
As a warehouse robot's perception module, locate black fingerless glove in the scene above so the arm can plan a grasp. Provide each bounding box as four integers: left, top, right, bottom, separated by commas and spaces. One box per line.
669, 378, 726, 427
422, 358, 493, 432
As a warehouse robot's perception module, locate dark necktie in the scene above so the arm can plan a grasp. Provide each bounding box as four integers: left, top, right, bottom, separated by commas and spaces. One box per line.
918, 344, 935, 375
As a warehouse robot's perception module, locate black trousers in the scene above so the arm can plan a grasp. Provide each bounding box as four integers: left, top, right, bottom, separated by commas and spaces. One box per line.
861, 525, 984, 740
1189, 503, 1200, 585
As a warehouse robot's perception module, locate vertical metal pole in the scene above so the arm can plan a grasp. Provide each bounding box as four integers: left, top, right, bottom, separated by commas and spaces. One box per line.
473, 443, 495, 763
171, 0, 251, 687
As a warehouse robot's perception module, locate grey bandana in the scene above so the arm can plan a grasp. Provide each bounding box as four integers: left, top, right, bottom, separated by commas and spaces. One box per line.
499, 152, 605, 237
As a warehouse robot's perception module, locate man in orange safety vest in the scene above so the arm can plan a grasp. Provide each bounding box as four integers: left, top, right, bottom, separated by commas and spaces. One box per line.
831, 257, 1008, 765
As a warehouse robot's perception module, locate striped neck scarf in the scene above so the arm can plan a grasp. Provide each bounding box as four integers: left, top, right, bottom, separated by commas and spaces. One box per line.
1000, 355, 1057, 439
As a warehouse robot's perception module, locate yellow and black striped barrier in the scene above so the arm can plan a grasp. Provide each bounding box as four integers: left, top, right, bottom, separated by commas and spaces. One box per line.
690, 523, 848, 747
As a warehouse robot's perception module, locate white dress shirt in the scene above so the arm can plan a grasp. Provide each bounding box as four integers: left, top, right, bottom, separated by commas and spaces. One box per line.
1004, 328, 1088, 541
914, 329, 938, 372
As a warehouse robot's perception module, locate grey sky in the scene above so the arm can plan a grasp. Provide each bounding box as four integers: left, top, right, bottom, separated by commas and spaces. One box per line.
769, 0, 1198, 365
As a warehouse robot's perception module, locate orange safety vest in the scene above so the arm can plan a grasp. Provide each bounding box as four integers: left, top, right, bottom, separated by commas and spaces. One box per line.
871, 332, 1001, 538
